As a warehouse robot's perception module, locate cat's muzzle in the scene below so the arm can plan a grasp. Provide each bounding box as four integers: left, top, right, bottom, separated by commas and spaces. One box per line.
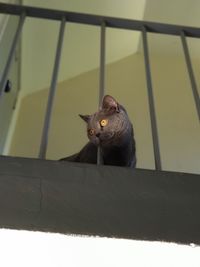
92, 132, 114, 146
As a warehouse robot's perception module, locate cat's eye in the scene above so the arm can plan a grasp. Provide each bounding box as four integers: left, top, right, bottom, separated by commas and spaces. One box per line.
100, 119, 108, 127
88, 129, 95, 136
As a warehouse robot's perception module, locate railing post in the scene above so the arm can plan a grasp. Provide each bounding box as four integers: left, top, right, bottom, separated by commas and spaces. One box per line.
180, 30, 200, 121
97, 21, 106, 165
39, 16, 66, 159
142, 26, 162, 171
98, 21, 106, 107
0, 12, 26, 100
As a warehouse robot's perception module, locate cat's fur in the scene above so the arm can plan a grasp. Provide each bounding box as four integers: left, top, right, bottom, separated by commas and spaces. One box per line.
60, 95, 136, 167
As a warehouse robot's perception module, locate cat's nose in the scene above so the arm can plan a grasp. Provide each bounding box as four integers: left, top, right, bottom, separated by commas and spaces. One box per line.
96, 133, 101, 138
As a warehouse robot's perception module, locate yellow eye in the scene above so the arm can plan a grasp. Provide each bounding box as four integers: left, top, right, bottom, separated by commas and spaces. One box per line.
88, 129, 95, 136
100, 119, 108, 127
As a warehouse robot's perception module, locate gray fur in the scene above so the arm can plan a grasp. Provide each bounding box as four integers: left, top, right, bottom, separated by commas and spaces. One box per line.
60, 95, 136, 167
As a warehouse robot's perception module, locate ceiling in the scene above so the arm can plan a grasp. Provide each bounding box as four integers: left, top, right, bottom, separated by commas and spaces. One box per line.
24, 0, 200, 27
143, 0, 200, 27
139, 0, 200, 57
24, 0, 200, 58
19, 0, 200, 95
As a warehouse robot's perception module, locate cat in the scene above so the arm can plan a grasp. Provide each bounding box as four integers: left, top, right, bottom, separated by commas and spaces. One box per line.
60, 95, 136, 167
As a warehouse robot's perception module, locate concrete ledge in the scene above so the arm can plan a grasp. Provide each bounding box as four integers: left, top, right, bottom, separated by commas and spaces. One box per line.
0, 155, 200, 244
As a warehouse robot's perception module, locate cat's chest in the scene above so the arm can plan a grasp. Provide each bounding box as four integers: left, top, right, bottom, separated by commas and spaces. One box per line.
102, 146, 130, 166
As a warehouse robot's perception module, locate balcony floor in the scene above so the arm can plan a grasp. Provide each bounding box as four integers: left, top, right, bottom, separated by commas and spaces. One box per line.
0, 155, 200, 244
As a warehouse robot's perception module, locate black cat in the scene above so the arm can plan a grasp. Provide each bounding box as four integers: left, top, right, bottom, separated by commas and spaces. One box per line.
60, 95, 136, 167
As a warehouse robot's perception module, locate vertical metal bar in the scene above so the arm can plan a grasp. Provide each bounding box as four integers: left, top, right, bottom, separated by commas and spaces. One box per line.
142, 26, 162, 171
39, 16, 66, 159
0, 12, 26, 100
97, 147, 104, 165
99, 21, 106, 107
97, 21, 106, 165
180, 30, 200, 121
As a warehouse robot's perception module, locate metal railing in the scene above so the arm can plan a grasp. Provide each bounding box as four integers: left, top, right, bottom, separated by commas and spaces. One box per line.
0, 3, 200, 171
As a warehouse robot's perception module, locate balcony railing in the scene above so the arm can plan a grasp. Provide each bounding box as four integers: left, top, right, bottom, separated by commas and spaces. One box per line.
0, 3, 200, 245
0, 3, 200, 170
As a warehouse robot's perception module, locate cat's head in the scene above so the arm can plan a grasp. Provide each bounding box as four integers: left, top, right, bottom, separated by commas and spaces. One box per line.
79, 95, 132, 147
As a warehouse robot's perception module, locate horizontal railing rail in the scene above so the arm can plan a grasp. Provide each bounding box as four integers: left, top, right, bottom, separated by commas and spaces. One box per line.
0, 3, 200, 171
1, 3, 200, 37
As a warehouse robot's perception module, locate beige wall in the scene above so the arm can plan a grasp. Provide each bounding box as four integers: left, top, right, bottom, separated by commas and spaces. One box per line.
21, 0, 146, 97
20, 0, 200, 98
9, 53, 200, 174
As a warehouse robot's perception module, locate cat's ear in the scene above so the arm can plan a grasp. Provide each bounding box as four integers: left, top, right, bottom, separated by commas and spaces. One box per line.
79, 114, 91, 123
102, 95, 120, 113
